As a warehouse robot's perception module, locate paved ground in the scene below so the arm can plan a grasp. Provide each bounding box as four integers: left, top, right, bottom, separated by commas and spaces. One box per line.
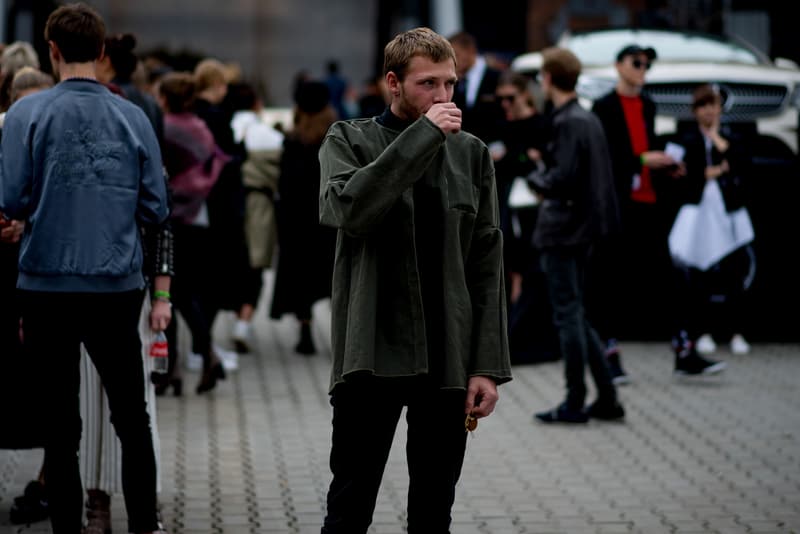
2, 278, 799, 533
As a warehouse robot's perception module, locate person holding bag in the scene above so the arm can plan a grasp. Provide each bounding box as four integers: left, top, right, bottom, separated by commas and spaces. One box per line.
159, 71, 229, 393
667, 83, 755, 374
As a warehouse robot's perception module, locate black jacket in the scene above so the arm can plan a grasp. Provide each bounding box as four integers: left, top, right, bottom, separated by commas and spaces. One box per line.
592, 90, 659, 201
527, 98, 620, 248
674, 124, 749, 213
453, 65, 502, 142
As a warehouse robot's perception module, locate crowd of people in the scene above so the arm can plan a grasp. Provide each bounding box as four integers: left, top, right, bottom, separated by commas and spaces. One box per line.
0, 3, 757, 533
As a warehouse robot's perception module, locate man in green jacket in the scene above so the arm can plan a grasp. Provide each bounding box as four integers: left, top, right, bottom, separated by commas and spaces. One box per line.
318, 27, 512, 533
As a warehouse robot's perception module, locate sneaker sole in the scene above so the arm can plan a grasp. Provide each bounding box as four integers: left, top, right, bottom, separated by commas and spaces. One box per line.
673, 361, 727, 376
702, 361, 727, 374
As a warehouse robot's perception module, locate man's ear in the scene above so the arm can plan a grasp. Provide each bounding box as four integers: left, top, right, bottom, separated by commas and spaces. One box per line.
47, 40, 60, 63
98, 43, 106, 62
386, 71, 402, 96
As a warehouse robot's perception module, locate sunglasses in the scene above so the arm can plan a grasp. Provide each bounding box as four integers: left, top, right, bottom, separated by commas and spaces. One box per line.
631, 59, 652, 71
496, 94, 517, 103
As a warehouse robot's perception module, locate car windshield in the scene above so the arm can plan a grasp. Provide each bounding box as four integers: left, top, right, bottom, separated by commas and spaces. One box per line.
560, 30, 763, 66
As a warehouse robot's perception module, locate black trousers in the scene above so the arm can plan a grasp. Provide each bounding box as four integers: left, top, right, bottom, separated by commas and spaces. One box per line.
540, 246, 617, 410
671, 245, 755, 341
321, 376, 468, 534
172, 224, 218, 359
21, 289, 159, 534
586, 201, 673, 341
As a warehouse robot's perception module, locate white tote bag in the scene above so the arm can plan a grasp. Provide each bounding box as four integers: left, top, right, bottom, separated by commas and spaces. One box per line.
507, 177, 539, 209
668, 179, 754, 271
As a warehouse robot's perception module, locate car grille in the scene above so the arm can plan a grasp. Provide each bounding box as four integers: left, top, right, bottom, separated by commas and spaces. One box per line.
644, 82, 789, 122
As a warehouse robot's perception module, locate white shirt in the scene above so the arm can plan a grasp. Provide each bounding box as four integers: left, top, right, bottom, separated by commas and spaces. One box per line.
464, 55, 487, 109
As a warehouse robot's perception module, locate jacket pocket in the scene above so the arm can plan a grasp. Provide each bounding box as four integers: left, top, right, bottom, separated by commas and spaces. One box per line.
447, 181, 480, 214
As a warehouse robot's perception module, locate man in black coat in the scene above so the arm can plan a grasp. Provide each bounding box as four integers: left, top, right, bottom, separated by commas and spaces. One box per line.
526, 47, 624, 424
448, 31, 502, 142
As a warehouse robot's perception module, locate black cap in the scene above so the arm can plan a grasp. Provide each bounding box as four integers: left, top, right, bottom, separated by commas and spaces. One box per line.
616, 44, 657, 63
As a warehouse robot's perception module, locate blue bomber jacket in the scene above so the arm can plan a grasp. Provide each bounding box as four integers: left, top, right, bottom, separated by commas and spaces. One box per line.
319, 113, 512, 392
0, 79, 168, 293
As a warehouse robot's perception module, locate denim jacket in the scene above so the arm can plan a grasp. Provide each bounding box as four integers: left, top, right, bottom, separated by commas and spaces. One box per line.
0, 79, 167, 292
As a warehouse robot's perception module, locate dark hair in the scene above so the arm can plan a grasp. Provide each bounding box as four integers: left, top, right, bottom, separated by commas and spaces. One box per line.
294, 81, 330, 114
105, 33, 138, 81
158, 72, 195, 113
225, 82, 258, 112
497, 71, 531, 95
542, 47, 581, 92
692, 83, 721, 109
44, 3, 105, 63
448, 31, 477, 50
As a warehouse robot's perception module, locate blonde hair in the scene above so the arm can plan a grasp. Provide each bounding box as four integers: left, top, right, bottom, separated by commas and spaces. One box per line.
383, 27, 455, 80
10, 67, 54, 103
1, 41, 39, 74
193, 58, 228, 92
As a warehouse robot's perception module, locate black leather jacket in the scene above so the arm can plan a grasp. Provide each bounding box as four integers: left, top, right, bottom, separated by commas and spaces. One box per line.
141, 169, 175, 290
527, 98, 620, 249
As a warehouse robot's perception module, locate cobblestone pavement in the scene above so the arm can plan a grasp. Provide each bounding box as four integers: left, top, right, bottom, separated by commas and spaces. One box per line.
2, 290, 799, 533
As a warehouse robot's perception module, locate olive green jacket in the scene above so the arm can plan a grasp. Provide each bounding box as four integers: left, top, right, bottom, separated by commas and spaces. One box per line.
319, 115, 512, 392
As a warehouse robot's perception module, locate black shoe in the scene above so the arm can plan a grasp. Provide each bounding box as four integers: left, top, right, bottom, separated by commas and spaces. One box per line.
534, 402, 589, 424
153, 374, 183, 397
295, 323, 316, 355
585, 399, 625, 421
674, 345, 727, 376
9, 480, 49, 525
605, 349, 630, 386
196, 361, 226, 394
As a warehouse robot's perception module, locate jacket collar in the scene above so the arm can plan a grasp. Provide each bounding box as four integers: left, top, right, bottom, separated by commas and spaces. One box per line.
377, 107, 414, 132
550, 96, 580, 118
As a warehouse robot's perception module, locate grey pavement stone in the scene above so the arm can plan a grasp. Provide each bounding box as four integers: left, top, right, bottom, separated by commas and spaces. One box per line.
2, 274, 800, 533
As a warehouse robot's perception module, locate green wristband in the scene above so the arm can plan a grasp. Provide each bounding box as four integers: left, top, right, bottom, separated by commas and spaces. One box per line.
153, 289, 171, 300
639, 153, 646, 166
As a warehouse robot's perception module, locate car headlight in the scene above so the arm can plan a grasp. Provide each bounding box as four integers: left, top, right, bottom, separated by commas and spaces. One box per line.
576, 76, 616, 102
792, 84, 800, 108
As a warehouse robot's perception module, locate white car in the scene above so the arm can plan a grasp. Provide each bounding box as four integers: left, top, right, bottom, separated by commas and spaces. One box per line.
511, 28, 800, 158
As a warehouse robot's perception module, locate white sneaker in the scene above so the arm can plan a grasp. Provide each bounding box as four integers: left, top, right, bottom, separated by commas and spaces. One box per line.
232, 319, 254, 353
730, 334, 751, 355
695, 333, 716, 355
185, 351, 203, 371
215, 344, 240, 371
